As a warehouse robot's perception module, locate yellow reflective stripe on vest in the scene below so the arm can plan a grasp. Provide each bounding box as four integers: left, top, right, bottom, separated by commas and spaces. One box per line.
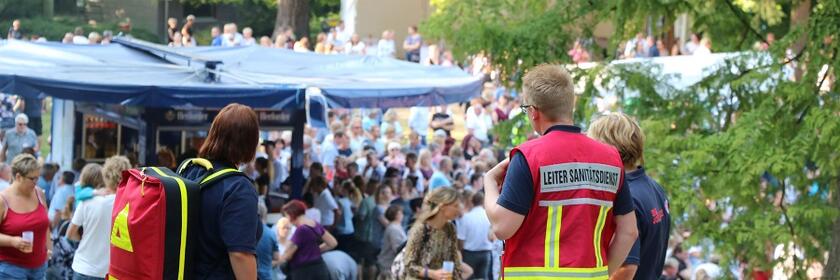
505, 266, 608, 279
593, 206, 610, 267
201, 168, 239, 184
544, 205, 561, 268
150, 167, 188, 280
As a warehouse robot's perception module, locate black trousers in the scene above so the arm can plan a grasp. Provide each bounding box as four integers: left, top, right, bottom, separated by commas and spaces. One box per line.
289, 258, 331, 280
462, 250, 492, 280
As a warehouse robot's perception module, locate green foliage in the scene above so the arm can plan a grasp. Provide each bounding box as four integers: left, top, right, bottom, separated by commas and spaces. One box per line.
456, 0, 840, 276
492, 113, 532, 149
0, 16, 158, 42
0, 0, 43, 19
179, 0, 339, 39
236, 0, 278, 37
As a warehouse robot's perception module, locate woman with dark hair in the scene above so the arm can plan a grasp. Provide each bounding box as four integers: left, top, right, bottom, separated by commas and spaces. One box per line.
279, 200, 337, 279
461, 135, 482, 161
181, 103, 261, 279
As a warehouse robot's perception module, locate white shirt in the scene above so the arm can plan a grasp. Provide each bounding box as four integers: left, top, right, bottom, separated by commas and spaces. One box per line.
692, 263, 721, 280
221, 33, 244, 47
377, 39, 396, 58
321, 141, 339, 167
314, 190, 339, 226
0, 179, 9, 192
684, 41, 698, 55
345, 42, 367, 55
408, 107, 431, 136
403, 168, 426, 194
693, 45, 711, 56
271, 158, 288, 191
72, 36, 89, 45
350, 136, 365, 154
305, 208, 322, 223
72, 194, 116, 277
465, 107, 493, 142
456, 207, 493, 251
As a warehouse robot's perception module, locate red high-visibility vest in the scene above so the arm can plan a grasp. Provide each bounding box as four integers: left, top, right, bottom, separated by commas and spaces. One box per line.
502, 126, 625, 280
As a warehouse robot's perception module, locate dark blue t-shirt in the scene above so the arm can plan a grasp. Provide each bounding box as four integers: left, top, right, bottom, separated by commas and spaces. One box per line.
183, 161, 261, 279
622, 167, 671, 280
498, 148, 633, 216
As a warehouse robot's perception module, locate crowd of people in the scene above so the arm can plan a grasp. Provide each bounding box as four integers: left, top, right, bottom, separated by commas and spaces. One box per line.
567, 32, 779, 64
162, 15, 453, 66
0, 13, 808, 280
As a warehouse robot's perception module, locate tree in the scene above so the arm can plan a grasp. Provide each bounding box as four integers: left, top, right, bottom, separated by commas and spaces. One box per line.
426, 0, 839, 277
179, 0, 337, 40
272, 0, 309, 39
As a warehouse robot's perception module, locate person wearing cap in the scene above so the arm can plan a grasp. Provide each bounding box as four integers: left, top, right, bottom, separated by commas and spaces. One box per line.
483, 65, 637, 279
2, 114, 38, 163
384, 142, 405, 170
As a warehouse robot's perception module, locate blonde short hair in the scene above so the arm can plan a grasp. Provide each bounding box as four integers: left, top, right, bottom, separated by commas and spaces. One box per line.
102, 156, 132, 189
79, 163, 104, 189
587, 112, 645, 167
11, 154, 39, 178
522, 64, 575, 121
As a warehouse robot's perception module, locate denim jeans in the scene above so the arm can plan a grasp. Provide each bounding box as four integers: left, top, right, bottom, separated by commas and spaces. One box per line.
0, 261, 47, 280
72, 271, 105, 280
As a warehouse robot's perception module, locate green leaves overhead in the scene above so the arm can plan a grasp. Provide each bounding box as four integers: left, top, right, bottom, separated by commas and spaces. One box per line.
450, 0, 839, 276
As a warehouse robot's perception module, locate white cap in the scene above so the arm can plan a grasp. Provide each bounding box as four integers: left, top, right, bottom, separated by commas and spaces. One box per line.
388, 142, 401, 151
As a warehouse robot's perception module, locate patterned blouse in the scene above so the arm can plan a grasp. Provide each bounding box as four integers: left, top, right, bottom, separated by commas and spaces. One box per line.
403, 222, 464, 280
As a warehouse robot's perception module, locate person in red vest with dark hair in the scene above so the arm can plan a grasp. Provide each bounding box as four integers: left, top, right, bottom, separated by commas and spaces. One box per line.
483, 64, 638, 279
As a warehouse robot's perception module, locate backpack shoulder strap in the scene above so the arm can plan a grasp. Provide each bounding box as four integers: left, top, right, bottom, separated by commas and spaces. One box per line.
177, 158, 250, 188
177, 158, 215, 174
199, 168, 249, 187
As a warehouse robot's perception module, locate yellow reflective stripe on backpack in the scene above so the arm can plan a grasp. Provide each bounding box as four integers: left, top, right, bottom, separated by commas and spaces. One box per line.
150, 167, 188, 280
200, 168, 240, 185
110, 203, 134, 252
177, 158, 214, 173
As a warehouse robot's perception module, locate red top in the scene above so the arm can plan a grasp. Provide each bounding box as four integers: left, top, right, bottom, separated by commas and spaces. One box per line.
0, 192, 49, 269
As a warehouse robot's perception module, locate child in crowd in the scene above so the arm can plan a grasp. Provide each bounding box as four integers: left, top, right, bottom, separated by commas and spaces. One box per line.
377, 204, 406, 279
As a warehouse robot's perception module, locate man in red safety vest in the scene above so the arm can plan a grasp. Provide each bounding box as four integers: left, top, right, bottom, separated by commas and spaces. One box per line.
484, 64, 638, 279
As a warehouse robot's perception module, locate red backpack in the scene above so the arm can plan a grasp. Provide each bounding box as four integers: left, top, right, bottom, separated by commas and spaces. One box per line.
107, 158, 244, 280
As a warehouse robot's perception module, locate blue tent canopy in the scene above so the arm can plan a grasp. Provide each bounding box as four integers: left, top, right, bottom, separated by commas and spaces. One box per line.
0, 38, 481, 109
154, 41, 482, 108
0, 40, 303, 109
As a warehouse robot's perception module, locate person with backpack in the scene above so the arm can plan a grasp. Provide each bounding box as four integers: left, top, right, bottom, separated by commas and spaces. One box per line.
180, 103, 261, 279
68, 156, 131, 280
278, 199, 337, 279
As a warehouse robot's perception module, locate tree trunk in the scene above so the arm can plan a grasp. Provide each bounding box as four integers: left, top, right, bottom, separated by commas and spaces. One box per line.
790, 0, 810, 81
273, 0, 310, 40
825, 178, 840, 278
